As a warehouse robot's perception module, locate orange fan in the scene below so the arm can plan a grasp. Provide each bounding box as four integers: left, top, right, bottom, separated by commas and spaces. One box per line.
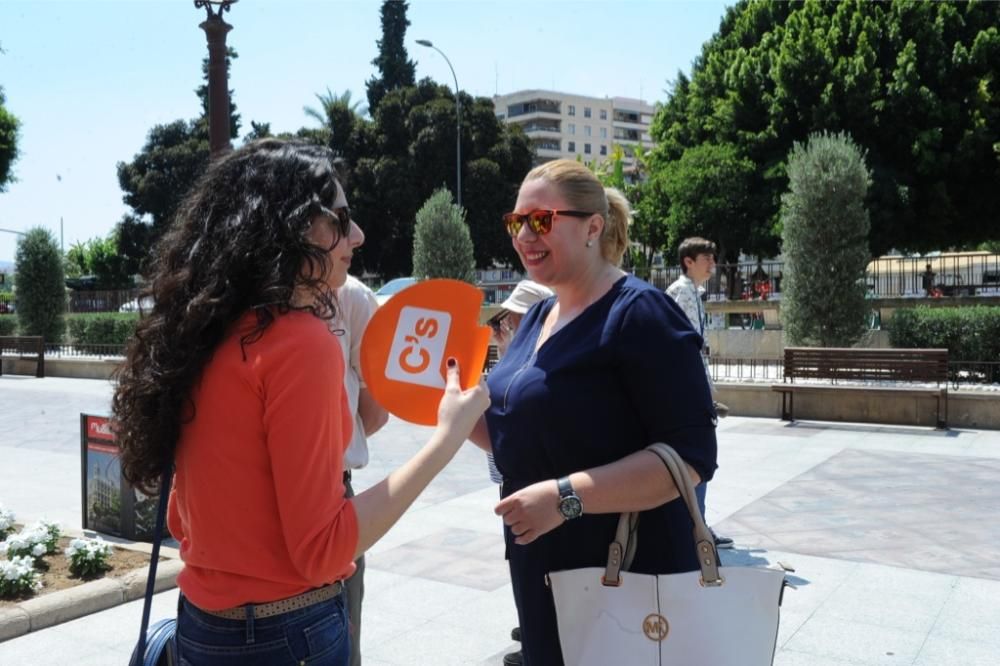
360, 279, 492, 425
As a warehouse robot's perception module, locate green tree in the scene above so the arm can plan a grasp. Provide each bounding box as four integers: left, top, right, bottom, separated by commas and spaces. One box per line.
15, 228, 66, 342
116, 50, 242, 273
650, 0, 1000, 256
344, 80, 532, 277
660, 143, 757, 265
412, 188, 475, 283
303, 88, 366, 156
0, 84, 20, 192
366, 0, 416, 111
781, 132, 871, 347
63, 232, 134, 288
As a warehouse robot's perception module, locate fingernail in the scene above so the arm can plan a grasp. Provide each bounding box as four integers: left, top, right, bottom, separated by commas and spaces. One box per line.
447, 357, 456, 368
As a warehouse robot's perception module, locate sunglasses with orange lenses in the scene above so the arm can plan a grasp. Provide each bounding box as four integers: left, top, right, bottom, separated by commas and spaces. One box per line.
502, 209, 593, 237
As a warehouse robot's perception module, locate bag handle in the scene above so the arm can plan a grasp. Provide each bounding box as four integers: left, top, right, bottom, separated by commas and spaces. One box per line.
129, 467, 173, 666
602, 443, 722, 587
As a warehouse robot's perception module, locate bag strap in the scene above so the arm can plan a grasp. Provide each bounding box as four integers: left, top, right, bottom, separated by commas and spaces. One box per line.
602, 443, 722, 587
130, 467, 173, 666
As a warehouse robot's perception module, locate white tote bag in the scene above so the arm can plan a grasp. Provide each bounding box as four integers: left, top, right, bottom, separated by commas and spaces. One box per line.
548, 443, 788, 666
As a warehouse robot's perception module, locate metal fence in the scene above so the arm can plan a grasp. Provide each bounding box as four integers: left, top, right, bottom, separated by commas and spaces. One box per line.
633, 252, 1000, 301
43, 343, 126, 359
707, 356, 999, 389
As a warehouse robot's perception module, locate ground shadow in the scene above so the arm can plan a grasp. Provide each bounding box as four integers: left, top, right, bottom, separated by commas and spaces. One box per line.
721, 547, 810, 587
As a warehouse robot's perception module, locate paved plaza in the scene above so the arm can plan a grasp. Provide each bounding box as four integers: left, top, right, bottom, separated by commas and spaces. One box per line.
1, 375, 999, 665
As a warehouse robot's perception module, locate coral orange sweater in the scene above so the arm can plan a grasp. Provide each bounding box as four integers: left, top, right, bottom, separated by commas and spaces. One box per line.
167, 310, 358, 610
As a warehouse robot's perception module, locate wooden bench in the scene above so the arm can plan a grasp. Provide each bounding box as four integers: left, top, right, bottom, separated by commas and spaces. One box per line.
0, 336, 46, 378
772, 347, 948, 429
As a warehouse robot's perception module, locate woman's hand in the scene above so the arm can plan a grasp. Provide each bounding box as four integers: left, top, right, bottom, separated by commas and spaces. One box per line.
435, 358, 490, 444
494, 479, 564, 545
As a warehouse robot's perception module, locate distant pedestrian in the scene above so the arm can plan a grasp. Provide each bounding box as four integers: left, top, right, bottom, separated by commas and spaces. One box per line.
484, 279, 553, 666
334, 275, 389, 666
666, 236, 734, 549
922, 262, 937, 296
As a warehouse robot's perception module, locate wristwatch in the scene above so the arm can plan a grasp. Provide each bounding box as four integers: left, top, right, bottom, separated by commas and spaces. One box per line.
556, 476, 583, 520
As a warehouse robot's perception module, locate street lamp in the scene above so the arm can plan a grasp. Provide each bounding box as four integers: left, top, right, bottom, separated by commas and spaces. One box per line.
416, 39, 462, 208
194, 1, 238, 157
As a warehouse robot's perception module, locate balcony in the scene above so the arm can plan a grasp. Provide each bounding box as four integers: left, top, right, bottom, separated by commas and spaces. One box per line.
613, 110, 641, 124
518, 120, 562, 136
507, 99, 561, 117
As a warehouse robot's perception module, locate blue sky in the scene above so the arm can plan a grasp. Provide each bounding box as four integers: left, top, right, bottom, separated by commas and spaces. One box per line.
0, 0, 729, 263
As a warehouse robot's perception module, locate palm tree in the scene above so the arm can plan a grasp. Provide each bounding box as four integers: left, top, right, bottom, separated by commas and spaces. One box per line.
303, 88, 367, 157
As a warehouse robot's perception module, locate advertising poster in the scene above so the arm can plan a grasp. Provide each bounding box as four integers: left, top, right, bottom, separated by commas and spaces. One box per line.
80, 414, 156, 541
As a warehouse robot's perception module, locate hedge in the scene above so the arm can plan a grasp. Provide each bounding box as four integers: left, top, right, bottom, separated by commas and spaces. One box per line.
65, 313, 139, 347
889, 306, 1000, 362
0, 315, 16, 336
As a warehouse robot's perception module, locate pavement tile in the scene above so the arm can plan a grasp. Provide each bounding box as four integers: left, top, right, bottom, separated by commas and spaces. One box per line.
3, 378, 1000, 665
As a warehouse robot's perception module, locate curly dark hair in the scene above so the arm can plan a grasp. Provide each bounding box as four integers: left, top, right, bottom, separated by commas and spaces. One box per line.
112, 139, 348, 491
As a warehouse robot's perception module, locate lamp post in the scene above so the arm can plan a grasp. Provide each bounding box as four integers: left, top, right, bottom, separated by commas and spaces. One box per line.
416, 39, 461, 208
194, 0, 237, 157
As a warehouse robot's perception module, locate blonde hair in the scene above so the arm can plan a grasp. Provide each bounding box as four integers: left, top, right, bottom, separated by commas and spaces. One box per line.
523, 159, 631, 265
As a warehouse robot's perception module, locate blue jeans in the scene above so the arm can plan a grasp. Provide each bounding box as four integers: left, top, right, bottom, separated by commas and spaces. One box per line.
176, 592, 350, 665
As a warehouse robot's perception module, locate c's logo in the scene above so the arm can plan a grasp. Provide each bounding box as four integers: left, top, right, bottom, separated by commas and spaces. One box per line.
642, 613, 669, 642
385, 307, 451, 389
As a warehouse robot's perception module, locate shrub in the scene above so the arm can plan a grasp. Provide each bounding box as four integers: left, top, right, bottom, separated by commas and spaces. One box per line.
66, 313, 138, 346
0, 315, 15, 336
14, 227, 66, 343
65, 537, 113, 578
889, 307, 1000, 362
412, 188, 476, 283
0, 556, 42, 598
780, 132, 871, 347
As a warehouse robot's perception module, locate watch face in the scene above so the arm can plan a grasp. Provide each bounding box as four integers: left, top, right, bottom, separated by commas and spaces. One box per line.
559, 496, 583, 520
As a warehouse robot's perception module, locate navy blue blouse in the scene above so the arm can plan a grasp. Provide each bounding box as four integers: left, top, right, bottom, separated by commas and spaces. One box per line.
485, 275, 718, 666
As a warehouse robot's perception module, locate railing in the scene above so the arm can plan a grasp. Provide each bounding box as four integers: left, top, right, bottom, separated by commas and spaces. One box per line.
68, 289, 142, 313
633, 252, 1000, 301
706, 356, 999, 388
44, 343, 126, 359
949, 361, 1000, 388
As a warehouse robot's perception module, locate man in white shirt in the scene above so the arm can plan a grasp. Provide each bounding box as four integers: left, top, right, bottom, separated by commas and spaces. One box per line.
666, 237, 733, 549
334, 274, 389, 666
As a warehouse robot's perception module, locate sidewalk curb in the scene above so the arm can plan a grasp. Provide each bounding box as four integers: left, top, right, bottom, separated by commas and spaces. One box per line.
0, 558, 183, 642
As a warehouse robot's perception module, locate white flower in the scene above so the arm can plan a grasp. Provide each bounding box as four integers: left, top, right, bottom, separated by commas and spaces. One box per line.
31, 543, 46, 557
0, 504, 15, 533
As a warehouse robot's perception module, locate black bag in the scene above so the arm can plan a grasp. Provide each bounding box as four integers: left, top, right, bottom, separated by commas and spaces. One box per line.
128, 469, 176, 666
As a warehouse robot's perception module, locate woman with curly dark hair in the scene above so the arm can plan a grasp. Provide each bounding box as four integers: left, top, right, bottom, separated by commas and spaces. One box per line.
113, 139, 488, 665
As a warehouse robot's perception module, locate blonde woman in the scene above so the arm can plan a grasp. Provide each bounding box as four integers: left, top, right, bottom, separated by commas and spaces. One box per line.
468, 159, 718, 665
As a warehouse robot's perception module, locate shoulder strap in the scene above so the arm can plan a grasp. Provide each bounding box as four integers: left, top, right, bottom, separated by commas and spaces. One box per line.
130, 467, 173, 666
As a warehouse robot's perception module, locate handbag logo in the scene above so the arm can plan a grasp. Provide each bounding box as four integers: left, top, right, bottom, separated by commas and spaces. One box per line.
642, 613, 669, 642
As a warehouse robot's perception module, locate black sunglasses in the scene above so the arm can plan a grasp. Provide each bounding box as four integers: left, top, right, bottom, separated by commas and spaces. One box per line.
502, 209, 593, 237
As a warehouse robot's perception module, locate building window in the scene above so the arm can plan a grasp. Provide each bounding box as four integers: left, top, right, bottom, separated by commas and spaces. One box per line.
600, 127, 607, 139
584, 125, 592, 136
584, 107, 592, 118
584, 143, 591, 154
600, 145, 607, 155
600, 109, 607, 120
568, 141, 576, 153
568, 105, 576, 116
568, 123, 575, 135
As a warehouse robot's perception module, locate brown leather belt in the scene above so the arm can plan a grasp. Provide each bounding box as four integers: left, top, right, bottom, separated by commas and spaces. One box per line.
202, 581, 343, 620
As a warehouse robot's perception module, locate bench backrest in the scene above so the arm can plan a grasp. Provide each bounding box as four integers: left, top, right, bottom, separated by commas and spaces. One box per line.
0, 336, 44, 355
783, 347, 949, 384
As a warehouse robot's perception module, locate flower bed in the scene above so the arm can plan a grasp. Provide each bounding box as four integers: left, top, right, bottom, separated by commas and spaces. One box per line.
0, 509, 152, 606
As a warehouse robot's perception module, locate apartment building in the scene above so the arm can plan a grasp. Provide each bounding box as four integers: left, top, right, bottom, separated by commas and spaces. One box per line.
493, 89, 656, 166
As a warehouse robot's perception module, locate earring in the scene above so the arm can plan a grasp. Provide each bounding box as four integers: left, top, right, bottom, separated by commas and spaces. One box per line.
586, 240, 593, 248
